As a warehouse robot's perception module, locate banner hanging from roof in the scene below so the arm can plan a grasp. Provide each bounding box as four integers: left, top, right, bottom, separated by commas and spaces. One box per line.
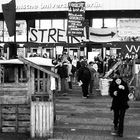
67, 1, 85, 37
29, 28, 86, 44
89, 27, 120, 43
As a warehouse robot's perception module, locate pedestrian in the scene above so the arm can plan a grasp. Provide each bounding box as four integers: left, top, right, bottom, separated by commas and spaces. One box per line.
77, 61, 91, 98
88, 61, 96, 94
56, 61, 68, 96
109, 70, 129, 137
67, 60, 73, 90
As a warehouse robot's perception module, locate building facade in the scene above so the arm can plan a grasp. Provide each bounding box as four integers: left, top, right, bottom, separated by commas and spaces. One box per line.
0, 0, 140, 59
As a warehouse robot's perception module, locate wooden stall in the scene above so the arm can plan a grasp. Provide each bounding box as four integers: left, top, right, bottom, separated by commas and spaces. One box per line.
0, 57, 60, 138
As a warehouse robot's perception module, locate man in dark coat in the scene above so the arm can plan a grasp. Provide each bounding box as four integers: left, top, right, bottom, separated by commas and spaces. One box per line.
109, 70, 129, 137
77, 61, 91, 98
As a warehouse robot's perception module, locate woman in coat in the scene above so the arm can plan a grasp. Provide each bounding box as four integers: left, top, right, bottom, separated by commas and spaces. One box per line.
109, 70, 129, 137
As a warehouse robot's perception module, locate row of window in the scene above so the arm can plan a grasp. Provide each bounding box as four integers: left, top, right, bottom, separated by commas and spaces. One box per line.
0, 18, 139, 42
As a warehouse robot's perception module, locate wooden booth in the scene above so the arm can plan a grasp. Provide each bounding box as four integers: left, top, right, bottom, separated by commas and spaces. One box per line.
0, 57, 60, 138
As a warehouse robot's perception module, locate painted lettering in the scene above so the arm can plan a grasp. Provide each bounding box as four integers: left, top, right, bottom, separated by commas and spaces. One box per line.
125, 44, 140, 53
57, 29, 65, 43
48, 28, 56, 42
29, 28, 38, 42
38, 29, 48, 42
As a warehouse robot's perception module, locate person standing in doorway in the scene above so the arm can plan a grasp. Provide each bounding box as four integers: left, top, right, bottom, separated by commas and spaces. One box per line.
109, 70, 129, 137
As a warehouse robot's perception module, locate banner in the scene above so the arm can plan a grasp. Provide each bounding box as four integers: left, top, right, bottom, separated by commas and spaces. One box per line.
67, 1, 85, 37
2, 0, 16, 36
115, 42, 140, 58
29, 28, 86, 44
89, 27, 120, 42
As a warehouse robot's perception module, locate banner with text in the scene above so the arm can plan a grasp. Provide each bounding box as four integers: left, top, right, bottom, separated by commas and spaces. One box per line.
115, 42, 140, 58
67, 1, 85, 37
29, 28, 86, 44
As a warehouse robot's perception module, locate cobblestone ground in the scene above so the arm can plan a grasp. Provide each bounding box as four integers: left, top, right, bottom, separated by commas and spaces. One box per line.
52, 84, 140, 140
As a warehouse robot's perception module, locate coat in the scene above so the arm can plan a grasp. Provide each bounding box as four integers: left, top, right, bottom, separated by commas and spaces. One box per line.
77, 66, 91, 84
109, 78, 129, 110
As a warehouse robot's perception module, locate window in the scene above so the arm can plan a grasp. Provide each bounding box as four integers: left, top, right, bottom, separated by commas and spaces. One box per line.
92, 19, 102, 28
16, 20, 27, 42
40, 20, 52, 29
104, 18, 116, 28
0, 21, 3, 42
52, 19, 64, 29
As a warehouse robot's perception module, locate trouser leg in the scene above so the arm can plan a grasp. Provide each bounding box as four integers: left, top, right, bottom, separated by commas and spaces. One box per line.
82, 83, 89, 97
113, 109, 119, 128
118, 109, 126, 134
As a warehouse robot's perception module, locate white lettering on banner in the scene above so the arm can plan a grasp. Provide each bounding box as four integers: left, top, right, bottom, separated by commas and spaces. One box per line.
125, 45, 140, 53
29, 28, 85, 43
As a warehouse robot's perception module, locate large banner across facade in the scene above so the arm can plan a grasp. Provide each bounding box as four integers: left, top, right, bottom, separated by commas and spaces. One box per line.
67, 1, 85, 37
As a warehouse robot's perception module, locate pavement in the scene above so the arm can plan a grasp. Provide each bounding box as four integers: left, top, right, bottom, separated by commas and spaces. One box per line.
0, 83, 140, 140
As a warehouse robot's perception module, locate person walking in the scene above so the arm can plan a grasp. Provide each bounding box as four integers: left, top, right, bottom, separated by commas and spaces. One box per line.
77, 61, 91, 98
88, 61, 96, 94
56, 61, 68, 95
109, 70, 130, 137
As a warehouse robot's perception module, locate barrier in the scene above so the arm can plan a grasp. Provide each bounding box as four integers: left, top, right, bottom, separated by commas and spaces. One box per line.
99, 78, 112, 96
31, 95, 54, 138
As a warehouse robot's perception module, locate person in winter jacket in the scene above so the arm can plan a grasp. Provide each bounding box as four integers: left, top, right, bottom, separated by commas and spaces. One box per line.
109, 70, 129, 137
56, 61, 68, 95
77, 61, 91, 98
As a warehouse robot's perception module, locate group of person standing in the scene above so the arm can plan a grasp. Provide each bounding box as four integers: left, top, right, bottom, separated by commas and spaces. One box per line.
54, 54, 99, 97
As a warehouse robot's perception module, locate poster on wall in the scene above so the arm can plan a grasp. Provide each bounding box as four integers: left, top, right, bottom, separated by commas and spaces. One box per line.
67, 1, 85, 37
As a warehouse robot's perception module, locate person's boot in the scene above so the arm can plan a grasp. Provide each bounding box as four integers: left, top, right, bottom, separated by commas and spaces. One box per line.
111, 126, 118, 136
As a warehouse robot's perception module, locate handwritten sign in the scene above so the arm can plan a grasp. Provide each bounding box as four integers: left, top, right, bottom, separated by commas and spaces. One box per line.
29, 28, 86, 44
67, 1, 85, 37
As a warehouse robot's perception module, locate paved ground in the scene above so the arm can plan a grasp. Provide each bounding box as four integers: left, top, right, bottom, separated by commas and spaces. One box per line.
52, 84, 140, 140
0, 84, 140, 140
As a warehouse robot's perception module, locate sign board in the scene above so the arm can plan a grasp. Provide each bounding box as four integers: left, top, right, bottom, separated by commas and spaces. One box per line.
67, 1, 85, 37
89, 27, 120, 42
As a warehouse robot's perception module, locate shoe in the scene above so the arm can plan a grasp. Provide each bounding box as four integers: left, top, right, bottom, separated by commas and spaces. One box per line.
87, 94, 89, 97
82, 96, 87, 99
111, 127, 118, 136
118, 133, 123, 137
62, 93, 68, 96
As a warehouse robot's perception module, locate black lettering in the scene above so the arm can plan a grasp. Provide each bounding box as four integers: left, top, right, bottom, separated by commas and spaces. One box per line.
29, 28, 37, 42
48, 28, 56, 42
71, 36, 80, 43
57, 29, 65, 43
38, 29, 47, 42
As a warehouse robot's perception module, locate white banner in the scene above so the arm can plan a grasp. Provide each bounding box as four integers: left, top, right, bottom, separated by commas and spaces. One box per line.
29, 28, 86, 44
89, 27, 120, 42
117, 18, 140, 37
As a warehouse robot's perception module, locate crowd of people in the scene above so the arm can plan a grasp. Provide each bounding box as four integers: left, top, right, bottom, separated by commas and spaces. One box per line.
52, 52, 133, 137
52, 52, 135, 96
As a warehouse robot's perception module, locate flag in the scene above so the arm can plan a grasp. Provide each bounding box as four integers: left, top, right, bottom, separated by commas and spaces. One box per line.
2, 0, 16, 37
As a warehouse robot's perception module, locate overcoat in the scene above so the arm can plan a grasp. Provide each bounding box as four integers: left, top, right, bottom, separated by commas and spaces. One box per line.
109, 78, 129, 110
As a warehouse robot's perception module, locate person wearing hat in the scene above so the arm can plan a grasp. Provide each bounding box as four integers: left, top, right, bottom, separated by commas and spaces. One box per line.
109, 70, 130, 137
